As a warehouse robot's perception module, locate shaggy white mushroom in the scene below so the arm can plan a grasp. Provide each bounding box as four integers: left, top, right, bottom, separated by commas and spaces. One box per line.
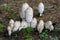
31, 18, 37, 28
38, 2, 44, 16
45, 21, 54, 31
26, 7, 33, 23
13, 21, 20, 32
7, 19, 14, 36
37, 20, 44, 33
19, 20, 28, 30
20, 3, 29, 19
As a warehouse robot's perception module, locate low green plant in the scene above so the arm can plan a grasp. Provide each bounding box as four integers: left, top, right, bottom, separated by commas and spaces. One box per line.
49, 36, 59, 40
10, 9, 17, 14
55, 28, 60, 30
0, 24, 5, 29
0, 24, 6, 32
21, 27, 33, 36
40, 30, 49, 39
2, 4, 11, 11
25, 35, 32, 40
21, 29, 27, 36
25, 27, 33, 33
53, 36, 59, 40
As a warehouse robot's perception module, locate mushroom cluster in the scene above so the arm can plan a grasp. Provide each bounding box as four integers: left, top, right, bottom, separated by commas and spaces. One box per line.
7, 3, 54, 36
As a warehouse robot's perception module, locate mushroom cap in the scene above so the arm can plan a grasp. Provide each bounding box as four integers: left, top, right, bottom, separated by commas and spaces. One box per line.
20, 20, 28, 29
38, 2, 44, 16
45, 21, 53, 29
9, 19, 14, 23
13, 21, 20, 32
45, 21, 54, 31
31, 18, 37, 28
20, 3, 29, 19
26, 7, 33, 23
22, 3, 29, 12
37, 20, 44, 33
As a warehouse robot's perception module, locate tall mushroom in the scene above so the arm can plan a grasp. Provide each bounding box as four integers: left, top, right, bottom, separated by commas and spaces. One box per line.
20, 3, 29, 20
25, 7, 33, 26
38, 2, 44, 16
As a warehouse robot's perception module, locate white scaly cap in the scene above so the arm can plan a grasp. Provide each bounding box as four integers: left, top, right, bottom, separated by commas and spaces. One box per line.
38, 2, 44, 16
20, 20, 28, 29
25, 7, 33, 23
12, 21, 20, 32
31, 18, 37, 28
20, 3, 29, 19
37, 20, 44, 33
45, 21, 54, 31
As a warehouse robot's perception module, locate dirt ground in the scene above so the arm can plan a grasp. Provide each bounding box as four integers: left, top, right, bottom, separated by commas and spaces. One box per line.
0, 0, 60, 40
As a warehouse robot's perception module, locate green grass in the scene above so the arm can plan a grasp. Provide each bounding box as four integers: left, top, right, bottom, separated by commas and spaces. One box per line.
25, 27, 33, 33
21, 27, 33, 36
40, 30, 49, 39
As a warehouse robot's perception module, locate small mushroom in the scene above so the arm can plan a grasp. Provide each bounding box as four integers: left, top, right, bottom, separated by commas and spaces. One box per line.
20, 3, 29, 19
37, 20, 44, 33
38, 2, 44, 16
12, 21, 20, 32
45, 21, 54, 31
19, 20, 28, 29
31, 18, 37, 28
